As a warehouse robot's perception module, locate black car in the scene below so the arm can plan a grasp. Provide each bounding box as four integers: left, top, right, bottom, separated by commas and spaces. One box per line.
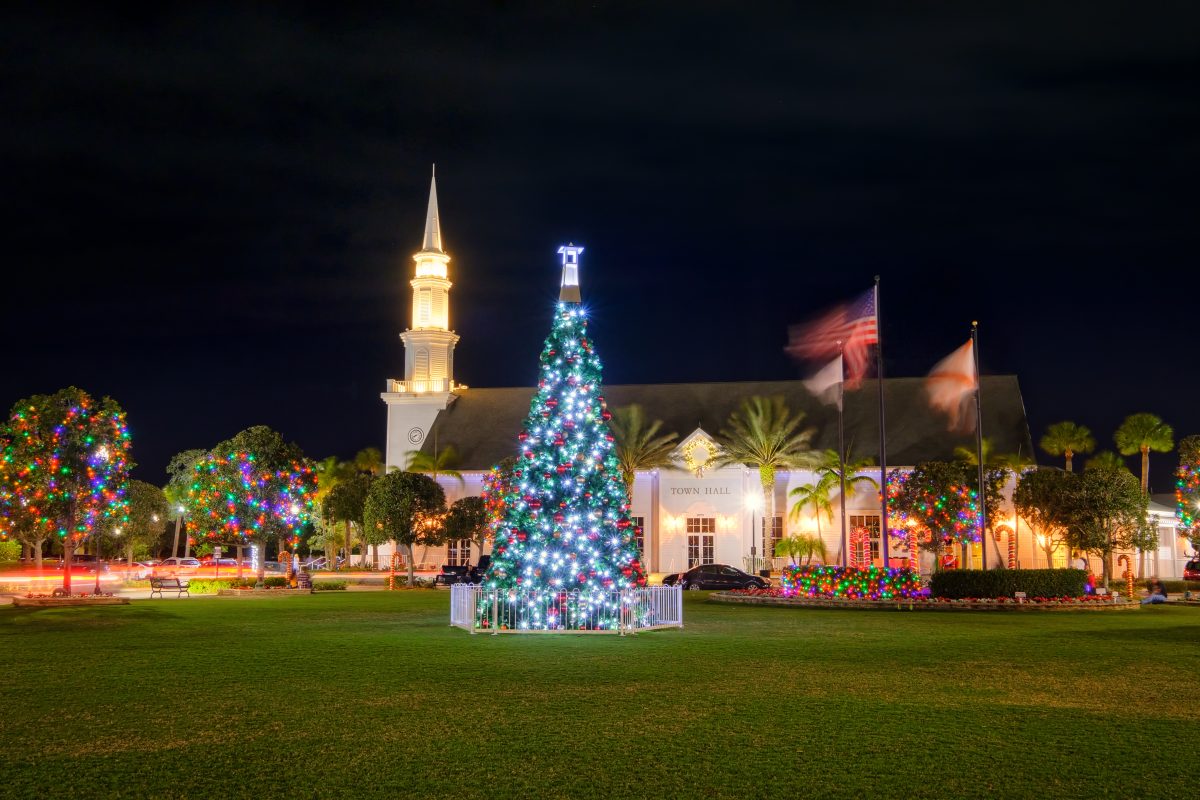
662, 563, 768, 591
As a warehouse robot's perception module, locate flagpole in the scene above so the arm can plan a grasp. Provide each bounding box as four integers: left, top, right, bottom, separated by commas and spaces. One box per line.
972, 321, 987, 570
837, 345, 848, 568
875, 276, 888, 569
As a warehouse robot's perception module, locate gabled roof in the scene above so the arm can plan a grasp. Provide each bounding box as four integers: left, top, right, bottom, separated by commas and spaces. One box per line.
423, 376, 1034, 472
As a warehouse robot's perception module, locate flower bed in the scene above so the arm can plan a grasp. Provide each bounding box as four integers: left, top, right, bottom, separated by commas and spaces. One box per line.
216, 587, 313, 596
14, 593, 129, 607
713, 588, 1137, 611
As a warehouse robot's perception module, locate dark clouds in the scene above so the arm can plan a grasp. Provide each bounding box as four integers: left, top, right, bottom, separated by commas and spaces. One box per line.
2, 2, 1198, 490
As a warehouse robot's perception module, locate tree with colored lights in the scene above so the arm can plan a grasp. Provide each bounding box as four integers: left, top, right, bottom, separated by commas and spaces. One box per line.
363, 470, 445, 586
1176, 435, 1200, 551
184, 426, 317, 585
716, 396, 817, 557
1040, 421, 1095, 473
1013, 468, 1073, 567
1115, 412, 1174, 494
445, 495, 489, 559
0, 388, 132, 589
887, 461, 1005, 569
482, 297, 646, 629
609, 404, 679, 495
119, 480, 167, 566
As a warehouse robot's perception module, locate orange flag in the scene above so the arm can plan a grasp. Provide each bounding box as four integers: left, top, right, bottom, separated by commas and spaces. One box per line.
926, 340, 977, 432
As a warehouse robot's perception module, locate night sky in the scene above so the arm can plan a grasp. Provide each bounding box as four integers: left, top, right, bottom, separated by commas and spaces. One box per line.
4, 3, 1198, 491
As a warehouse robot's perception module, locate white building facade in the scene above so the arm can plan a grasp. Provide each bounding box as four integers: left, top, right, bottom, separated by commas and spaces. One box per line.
379, 176, 1196, 580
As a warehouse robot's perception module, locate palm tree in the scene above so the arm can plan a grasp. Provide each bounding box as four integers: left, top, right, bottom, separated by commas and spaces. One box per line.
314, 456, 353, 502
609, 404, 679, 496
1114, 412, 1174, 494
407, 445, 465, 487
354, 447, 384, 476
818, 448, 879, 496
715, 396, 817, 558
788, 471, 837, 539
774, 534, 826, 566
1040, 422, 1095, 472
1085, 451, 1131, 473
789, 449, 878, 543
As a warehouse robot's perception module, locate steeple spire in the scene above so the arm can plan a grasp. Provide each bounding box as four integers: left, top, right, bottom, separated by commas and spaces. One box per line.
421, 165, 442, 253
557, 244, 583, 303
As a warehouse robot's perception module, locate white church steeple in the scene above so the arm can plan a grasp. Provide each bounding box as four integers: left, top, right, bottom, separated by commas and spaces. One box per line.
557, 243, 583, 303
400, 167, 459, 389
382, 167, 464, 471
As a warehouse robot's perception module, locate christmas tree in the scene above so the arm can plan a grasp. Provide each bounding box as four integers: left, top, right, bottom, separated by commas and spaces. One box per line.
482, 246, 646, 630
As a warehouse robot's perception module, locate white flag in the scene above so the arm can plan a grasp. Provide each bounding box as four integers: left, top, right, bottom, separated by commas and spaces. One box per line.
804, 355, 843, 409
926, 340, 977, 432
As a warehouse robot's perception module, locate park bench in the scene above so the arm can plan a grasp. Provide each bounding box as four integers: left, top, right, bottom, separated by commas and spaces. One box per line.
149, 576, 190, 598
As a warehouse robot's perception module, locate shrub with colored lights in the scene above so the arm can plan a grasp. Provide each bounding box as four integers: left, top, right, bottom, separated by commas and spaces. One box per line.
1176, 435, 1200, 551
0, 386, 131, 588
184, 426, 317, 584
929, 568, 1087, 599
779, 565, 923, 600
481, 300, 646, 631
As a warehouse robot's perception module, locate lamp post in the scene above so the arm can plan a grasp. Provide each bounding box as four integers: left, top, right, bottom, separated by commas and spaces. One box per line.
171, 506, 185, 559
745, 490, 763, 575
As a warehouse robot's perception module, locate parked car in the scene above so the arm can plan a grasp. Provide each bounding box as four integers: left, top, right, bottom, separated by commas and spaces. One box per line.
55, 553, 105, 573
157, 557, 201, 573
1184, 559, 1200, 581
661, 563, 768, 591
199, 557, 239, 569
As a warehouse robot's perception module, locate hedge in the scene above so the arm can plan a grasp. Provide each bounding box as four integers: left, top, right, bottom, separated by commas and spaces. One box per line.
313, 581, 348, 591
186, 579, 234, 594
930, 569, 1088, 599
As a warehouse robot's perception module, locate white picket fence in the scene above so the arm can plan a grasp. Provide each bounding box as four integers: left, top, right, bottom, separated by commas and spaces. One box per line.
450, 584, 684, 634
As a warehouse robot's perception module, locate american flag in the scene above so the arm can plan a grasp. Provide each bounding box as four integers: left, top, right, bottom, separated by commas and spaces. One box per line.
785, 288, 879, 387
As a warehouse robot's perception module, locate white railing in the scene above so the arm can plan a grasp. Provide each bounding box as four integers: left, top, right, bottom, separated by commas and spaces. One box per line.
449, 584, 683, 635
390, 378, 457, 394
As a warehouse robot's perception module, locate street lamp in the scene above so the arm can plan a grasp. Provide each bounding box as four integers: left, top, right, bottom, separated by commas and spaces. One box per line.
745, 490, 763, 575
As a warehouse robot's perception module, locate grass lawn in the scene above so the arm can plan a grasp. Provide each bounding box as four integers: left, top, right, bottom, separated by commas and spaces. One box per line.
1, 593, 1196, 799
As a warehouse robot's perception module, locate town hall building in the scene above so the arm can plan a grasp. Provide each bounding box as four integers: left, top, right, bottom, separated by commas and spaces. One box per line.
379, 174, 1195, 580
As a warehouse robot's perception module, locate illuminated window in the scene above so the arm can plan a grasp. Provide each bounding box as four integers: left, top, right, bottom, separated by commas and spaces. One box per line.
631, 516, 645, 556
687, 534, 714, 568
446, 539, 471, 566
850, 513, 882, 560
761, 515, 783, 554
686, 517, 715, 535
